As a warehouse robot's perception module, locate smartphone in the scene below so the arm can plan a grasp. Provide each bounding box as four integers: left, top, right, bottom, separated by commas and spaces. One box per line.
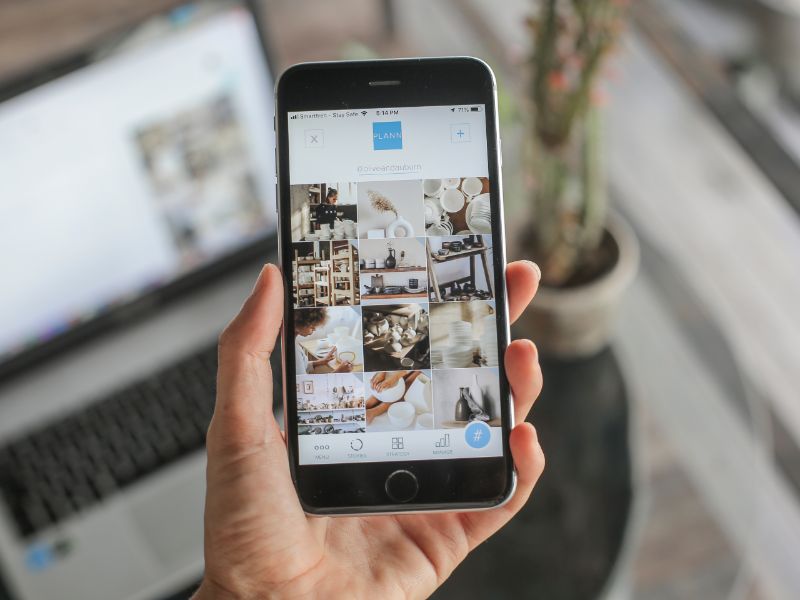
275, 57, 513, 514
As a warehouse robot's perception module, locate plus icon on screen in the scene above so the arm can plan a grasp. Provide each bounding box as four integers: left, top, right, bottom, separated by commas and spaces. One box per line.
450, 123, 471, 143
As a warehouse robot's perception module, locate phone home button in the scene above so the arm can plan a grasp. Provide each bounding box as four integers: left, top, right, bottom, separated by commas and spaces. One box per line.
385, 470, 419, 504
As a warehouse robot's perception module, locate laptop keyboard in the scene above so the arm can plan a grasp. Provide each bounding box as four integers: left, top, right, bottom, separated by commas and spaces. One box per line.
0, 344, 218, 538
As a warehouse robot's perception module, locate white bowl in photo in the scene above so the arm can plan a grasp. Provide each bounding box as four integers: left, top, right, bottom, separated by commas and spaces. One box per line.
374, 378, 406, 403
424, 198, 442, 225
404, 379, 430, 414
462, 177, 483, 197
388, 402, 415, 429
426, 222, 450, 236
443, 178, 460, 189
415, 413, 434, 429
466, 199, 492, 233
441, 188, 465, 213
468, 217, 491, 234
423, 179, 443, 197
469, 193, 490, 211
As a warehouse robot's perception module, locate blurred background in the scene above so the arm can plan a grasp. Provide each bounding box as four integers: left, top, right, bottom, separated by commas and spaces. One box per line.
1, 0, 799, 599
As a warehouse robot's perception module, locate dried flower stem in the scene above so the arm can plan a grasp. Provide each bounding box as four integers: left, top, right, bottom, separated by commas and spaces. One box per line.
367, 190, 398, 217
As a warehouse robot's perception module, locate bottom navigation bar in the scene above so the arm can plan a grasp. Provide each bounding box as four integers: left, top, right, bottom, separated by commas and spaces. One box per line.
298, 426, 502, 465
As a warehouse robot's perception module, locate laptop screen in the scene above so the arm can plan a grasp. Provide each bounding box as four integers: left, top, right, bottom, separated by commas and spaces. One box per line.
0, 2, 276, 367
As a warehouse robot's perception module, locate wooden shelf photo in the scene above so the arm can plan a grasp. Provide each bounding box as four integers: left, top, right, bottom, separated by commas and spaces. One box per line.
360, 266, 426, 273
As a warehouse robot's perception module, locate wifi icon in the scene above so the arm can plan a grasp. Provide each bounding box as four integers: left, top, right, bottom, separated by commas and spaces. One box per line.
361, 110, 368, 116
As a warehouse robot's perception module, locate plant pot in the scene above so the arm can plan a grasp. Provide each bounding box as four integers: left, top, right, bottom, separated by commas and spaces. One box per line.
521, 212, 639, 358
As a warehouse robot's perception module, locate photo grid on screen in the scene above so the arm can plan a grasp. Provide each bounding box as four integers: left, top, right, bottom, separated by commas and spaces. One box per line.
290, 176, 501, 440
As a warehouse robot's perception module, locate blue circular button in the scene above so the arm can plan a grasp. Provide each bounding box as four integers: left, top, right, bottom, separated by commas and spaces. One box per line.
464, 421, 491, 449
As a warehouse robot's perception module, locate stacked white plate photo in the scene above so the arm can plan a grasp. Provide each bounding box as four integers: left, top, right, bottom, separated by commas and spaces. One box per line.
430, 348, 444, 369
480, 315, 498, 367
443, 321, 475, 368
332, 219, 357, 239
466, 193, 491, 234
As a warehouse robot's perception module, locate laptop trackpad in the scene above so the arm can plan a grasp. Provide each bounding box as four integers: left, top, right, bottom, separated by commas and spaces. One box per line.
129, 467, 205, 568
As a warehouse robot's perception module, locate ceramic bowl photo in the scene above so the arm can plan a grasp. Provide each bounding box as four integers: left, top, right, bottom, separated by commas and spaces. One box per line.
423, 178, 443, 197
441, 188, 465, 213
374, 378, 406, 402
462, 177, 483, 196
415, 413, 433, 429
424, 198, 442, 225
443, 177, 460, 189
388, 401, 415, 428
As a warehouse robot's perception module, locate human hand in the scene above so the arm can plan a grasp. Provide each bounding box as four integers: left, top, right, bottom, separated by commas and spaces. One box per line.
332, 360, 352, 373
195, 261, 543, 600
322, 346, 337, 363
372, 370, 405, 392
365, 402, 390, 425
369, 371, 387, 390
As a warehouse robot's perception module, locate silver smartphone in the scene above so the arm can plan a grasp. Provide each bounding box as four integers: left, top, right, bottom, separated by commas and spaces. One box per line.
275, 57, 513, 514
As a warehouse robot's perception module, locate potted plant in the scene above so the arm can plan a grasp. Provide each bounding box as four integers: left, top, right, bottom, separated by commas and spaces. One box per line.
519, 0, 639, 358
751, 0, 800, 105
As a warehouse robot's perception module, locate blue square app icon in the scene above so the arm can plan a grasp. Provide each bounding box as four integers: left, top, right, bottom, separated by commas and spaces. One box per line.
373, 121, 402, 150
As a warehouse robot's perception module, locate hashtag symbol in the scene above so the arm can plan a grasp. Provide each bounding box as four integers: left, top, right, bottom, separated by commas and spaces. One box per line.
473, 430, 482, 442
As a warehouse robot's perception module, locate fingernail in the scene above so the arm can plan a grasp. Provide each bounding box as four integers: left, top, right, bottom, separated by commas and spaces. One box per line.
525, 260, 542, 282
257, 264, 269, 281
251, 264, 272, 293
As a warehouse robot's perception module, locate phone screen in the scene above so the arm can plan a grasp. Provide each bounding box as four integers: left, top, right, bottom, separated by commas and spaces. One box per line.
285, 104, 503, 466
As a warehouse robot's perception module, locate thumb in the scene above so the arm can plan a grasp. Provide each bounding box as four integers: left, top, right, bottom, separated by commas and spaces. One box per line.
203, 265, 318, 592
210, 263, 284, 453
206, 263, 304, 523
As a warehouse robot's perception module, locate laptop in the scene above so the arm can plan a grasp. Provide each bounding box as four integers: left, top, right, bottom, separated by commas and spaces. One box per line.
0, 2, 280, 598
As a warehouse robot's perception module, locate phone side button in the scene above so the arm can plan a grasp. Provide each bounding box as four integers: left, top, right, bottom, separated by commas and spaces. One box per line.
498, 137, 503, 167
385, 470, 419, 504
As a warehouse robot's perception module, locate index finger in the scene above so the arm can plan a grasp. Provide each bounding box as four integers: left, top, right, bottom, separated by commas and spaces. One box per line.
506, 261, 540, 324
